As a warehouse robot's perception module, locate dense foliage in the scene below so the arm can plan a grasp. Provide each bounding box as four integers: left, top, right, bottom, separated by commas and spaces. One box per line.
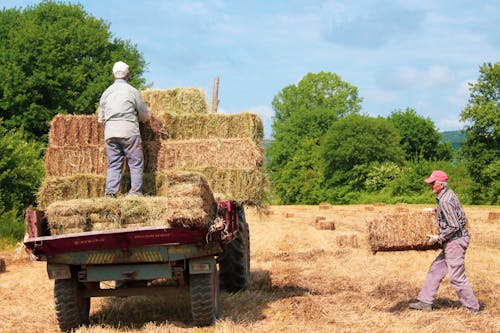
267, 72, 363, 204
265, 67, 496, 205
321, 115, 405, 203
0, 2, 147, 142
387, 108, 452, 161
0, 121, 44, 244
460, 62, 500, 204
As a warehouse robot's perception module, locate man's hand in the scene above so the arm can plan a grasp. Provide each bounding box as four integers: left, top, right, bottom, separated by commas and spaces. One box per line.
427, 235, 441, 246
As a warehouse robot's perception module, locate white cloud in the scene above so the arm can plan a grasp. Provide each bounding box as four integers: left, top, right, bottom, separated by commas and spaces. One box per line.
365, 89, 398, 104
436, 117, 465, 131
448, 79, 473, 107
422, 65, 455, 88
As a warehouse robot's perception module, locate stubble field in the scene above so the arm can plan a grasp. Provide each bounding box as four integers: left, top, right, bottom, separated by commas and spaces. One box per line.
0, 204, 499, 333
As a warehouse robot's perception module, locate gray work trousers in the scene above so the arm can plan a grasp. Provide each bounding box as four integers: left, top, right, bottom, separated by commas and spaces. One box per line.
104, 135, 144, 196
417, 236, 480, 310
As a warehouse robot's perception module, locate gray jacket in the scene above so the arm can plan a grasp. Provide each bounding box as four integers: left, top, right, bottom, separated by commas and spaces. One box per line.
98, 79, 150, 140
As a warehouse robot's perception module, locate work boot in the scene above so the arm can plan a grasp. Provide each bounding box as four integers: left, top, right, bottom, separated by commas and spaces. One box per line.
105, 192, 117, 198
409, 301, 432, 311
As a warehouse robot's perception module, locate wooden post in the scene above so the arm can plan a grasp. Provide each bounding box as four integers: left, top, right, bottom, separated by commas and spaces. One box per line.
212, 76, 220, 113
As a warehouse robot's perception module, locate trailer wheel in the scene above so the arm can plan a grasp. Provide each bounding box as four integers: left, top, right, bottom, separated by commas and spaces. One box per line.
54, 277, 90, 332
219, 206, 250, 292
190, 269, 219, 326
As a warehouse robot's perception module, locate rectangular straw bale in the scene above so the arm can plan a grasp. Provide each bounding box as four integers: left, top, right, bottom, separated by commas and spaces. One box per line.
46, 193, 216, 235
37, 174, 107, 209
48, 114, 104, 146
159, 112, 264, 143
44, 145, 107, 177
368, 211, 441, 253
141, 88, 208, 115
38, 171, 215, 209
48, 114, 167, 147
147, 138, 263, 170
190, 167, 267, 206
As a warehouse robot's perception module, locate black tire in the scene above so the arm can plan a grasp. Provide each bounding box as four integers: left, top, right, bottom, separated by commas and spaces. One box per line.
219, 206, 250, 292
54, 276, 90, 332
190, 268, 219, 326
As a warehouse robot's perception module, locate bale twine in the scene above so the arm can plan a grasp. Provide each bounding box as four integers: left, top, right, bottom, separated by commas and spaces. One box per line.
368, 211, 440, 254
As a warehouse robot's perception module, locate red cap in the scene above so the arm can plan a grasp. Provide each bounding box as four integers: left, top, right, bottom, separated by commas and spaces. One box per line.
424, 170, 448, 183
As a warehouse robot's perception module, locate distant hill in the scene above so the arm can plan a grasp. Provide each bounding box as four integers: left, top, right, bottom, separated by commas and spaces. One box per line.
441, 130, 465, 150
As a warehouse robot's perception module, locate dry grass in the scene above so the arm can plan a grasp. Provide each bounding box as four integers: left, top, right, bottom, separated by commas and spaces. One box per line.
1, 204, 499, 333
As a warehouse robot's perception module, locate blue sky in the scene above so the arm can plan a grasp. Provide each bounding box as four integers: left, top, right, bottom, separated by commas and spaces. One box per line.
5, 1, 500, 139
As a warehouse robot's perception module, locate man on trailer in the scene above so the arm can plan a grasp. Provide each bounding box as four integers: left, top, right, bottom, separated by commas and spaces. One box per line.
98, 61, 150, 197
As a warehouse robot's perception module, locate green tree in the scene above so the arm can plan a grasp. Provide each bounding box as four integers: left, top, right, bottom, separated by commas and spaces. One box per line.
460, 62, 500, 204
0, 2, 147, 142
0, 120, 45, 243
271, 71, 362, 122
267, 72, 363, 204
321, 114, 404, 202
387, 107, 452, 161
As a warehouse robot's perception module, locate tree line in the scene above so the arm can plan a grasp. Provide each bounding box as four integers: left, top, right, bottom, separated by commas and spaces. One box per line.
267, 66, 499, 206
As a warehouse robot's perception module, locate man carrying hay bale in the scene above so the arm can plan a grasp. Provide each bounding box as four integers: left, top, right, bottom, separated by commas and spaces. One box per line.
409, 170, 480, 312
98, 61, 150, 197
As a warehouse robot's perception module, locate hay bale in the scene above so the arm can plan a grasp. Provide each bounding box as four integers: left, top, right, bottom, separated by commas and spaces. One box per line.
141, 88, 208, 115
38, 171, 215, 209
38, 168, 267, 208
45, 138, 263, 177
44, 145, 107, 177
148, 138, 263, 170
193, 167, 267, 206
487, 212, 500, 222
48, 114, 167, 146
46, 190, 216, 235
318, 203, 331, 210
0, 258, 6, 273
368, 211, 440, 253
48, 114, 104, 146
317, 221, 336, 230
313, 216, 326, 224
37, 174, 107, 209
159, 112, 264, 143
336, 233, 359, 248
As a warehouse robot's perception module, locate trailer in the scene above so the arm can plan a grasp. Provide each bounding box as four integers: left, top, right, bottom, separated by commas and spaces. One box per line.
24, 200, 250, 332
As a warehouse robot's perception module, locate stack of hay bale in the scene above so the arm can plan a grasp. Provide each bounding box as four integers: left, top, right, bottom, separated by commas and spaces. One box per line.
368, 210, 441, 254
38, 88, 266, 235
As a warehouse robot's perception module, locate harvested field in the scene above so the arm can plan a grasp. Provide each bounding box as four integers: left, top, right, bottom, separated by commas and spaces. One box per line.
1, 204, 498, 333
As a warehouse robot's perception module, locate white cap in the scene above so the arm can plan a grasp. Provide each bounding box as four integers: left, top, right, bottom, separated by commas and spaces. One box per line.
112, 61, 129, 78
